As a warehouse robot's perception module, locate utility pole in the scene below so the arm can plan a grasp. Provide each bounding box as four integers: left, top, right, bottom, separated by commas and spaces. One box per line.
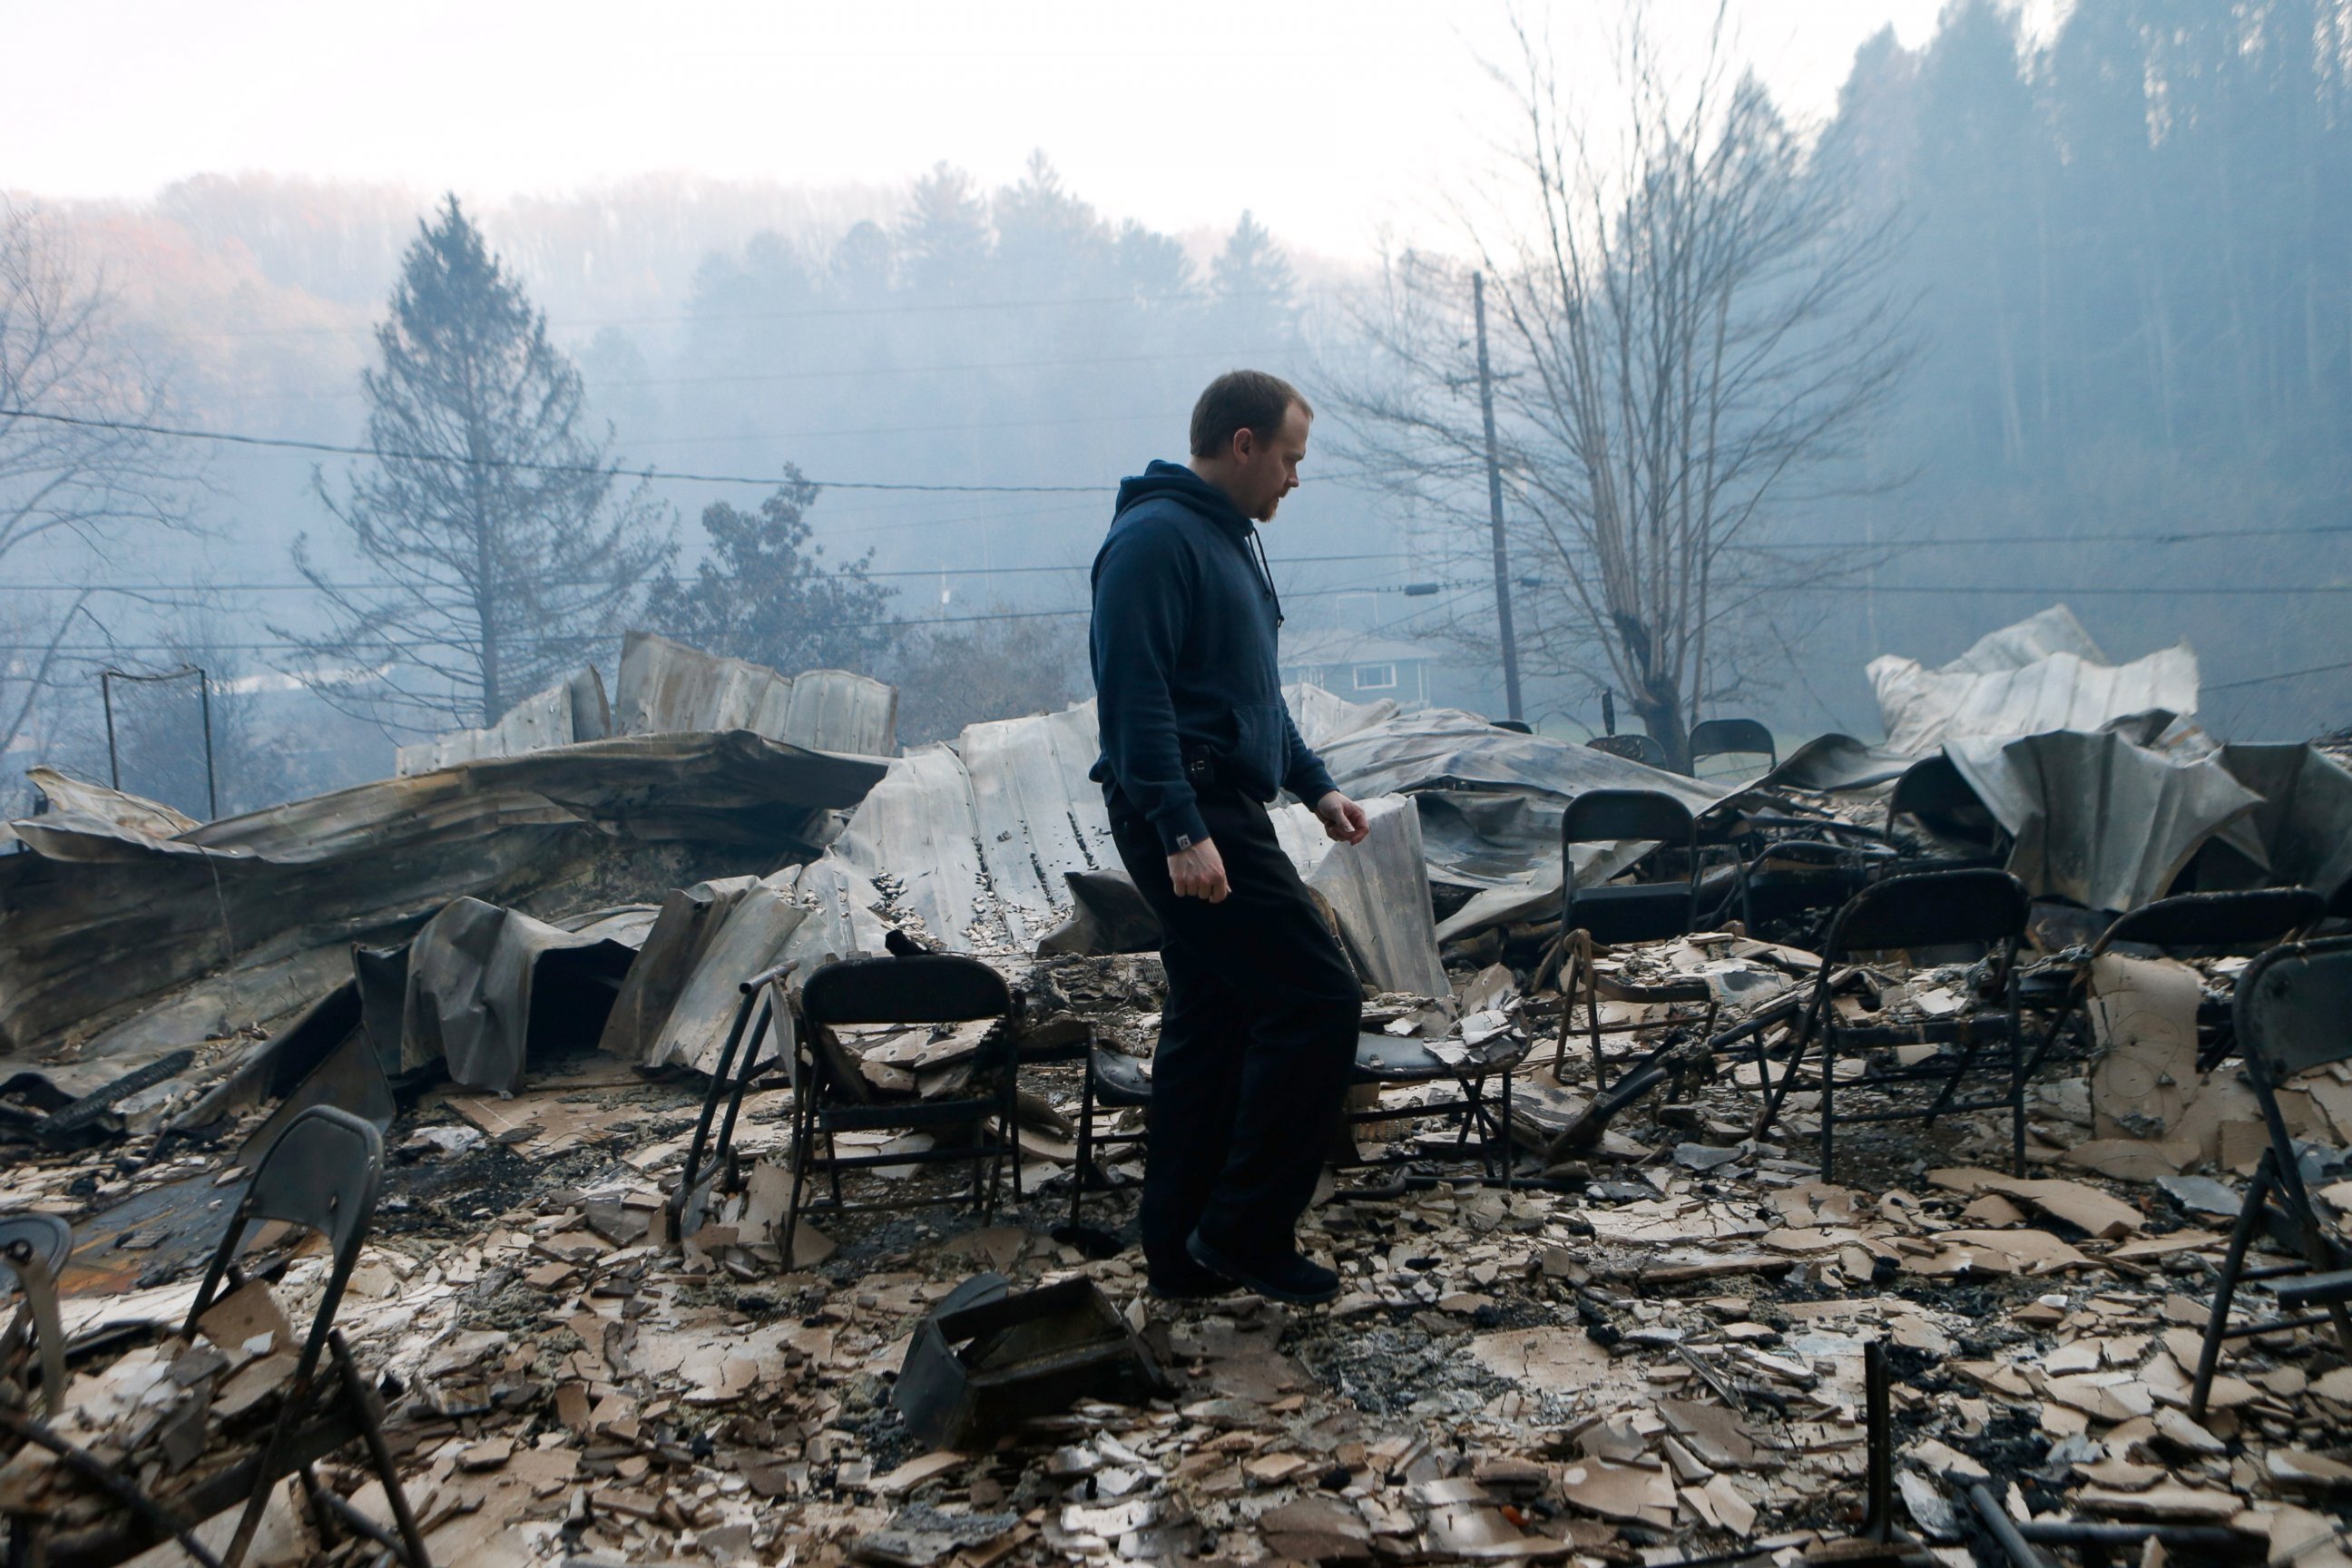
1474, 271, 1524, 725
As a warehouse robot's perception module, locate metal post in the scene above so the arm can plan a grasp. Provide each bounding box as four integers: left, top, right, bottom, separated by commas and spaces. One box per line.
195, 665, 217, 819
101, 671, 121, 790
1861, 1338, 1894, 1542
1473, 271, 1525, 725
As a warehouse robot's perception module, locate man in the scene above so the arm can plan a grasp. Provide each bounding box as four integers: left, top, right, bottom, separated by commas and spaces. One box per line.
1088, 368, 1367, 1307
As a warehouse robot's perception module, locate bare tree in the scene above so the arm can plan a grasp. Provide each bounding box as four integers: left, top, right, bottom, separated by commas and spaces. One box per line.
0, 199, 198, 783
1329, 8, 1909, 767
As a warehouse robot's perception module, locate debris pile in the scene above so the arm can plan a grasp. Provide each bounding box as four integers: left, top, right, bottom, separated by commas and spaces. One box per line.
0, 611, 2349, 1565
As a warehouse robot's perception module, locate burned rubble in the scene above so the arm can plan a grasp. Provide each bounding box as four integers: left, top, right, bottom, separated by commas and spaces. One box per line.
3, 612, 2351, 1568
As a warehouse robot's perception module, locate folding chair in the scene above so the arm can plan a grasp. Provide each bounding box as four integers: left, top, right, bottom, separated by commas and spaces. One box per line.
2190, 936, 2352, 1419
0, 1213, 71, 1422
2033, 887, 2326, 1077
1064, 1044, 1151, 1230
1340, 1033, 1522, 1191
1715, 833, 1899, 946
1689, 718, 1777, 776
671, 962, 799, 1240
1552, 789, 1721, 1090
1887, 755, 2009, 867
781, 954, 1020, 1244
1751, 869, 2031, 1180
1586, 733, 1671, 770
0, 1106, 431, 1568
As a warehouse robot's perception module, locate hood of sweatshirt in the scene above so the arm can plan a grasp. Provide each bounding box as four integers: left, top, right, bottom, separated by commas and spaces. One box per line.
1111, 459, 1282, 623
1112, 459, 1254, 533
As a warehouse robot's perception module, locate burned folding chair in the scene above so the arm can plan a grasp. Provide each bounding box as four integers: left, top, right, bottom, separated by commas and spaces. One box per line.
1063, 1043, 1152, 1231
2029, 887, 2326, 1078
0, 1213, 71, 1421
1886, 753, 2013, 870
1340, 1031, 1522, 1191
781, 953, 1021, 1243
2190, 935, 2352, 1420
0, 1105, 431, 1568
1552, 789, 1721, 1090
1715, 829, 1898, 946
1688, 717, 1776, 778
1751, 868, 2031, 1181
671, 962, 799, 1240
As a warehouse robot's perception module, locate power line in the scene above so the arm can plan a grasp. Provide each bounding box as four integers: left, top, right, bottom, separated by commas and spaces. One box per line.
0, 407, 1102, 493
0, 579, 1452, 656
119, 287, 1342, 342
2206, 656, 2352, 691
1747, 522, 2352, 550
0, 552, 1427, 594
205, 346, 1287, 403
1788, 583, 2352, 597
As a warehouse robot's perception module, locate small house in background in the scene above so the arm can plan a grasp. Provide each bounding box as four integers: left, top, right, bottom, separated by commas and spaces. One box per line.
1279, 630, 1439, 710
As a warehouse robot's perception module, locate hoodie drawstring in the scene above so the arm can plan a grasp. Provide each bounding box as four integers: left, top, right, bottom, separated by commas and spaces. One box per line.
1246, 526, 1284, 627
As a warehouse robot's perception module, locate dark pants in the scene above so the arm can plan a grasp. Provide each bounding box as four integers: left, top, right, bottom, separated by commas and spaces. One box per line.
1110, 790, 1360, 1276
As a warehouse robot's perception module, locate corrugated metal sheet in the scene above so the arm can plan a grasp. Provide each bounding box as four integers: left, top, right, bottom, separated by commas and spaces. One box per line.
395, 668, 611, 776
821, 691, 1450, 987
1946, 728, 2266, 913
612, 631, 897, 754
1867, 603, 2200, 756
2213, 744, 2352, 904
1268, 795, 1451, 995
0, 732, 887, 1056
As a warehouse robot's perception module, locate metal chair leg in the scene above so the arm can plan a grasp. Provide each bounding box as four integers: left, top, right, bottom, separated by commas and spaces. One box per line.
333, 1332, 432, 1567
2192, 1155, 2276, 1420
1819, 1023, 1838, 1181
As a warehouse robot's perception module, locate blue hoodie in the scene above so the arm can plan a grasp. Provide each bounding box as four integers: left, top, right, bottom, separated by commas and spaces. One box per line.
1089, 460, 1339, 854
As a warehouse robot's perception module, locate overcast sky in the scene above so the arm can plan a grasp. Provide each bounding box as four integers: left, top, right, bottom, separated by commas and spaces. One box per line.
2, 1, 2016, 259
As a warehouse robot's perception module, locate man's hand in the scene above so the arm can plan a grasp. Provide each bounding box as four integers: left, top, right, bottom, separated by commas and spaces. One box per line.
1169, 838, 1230, 903
1315, 790, 1370, 845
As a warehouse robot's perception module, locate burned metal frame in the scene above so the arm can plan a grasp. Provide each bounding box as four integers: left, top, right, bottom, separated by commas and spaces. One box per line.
1338, 1033, 1521, 1193
782, 954, 1022, 1245
0, 1107, 430, 1568
672, 961, 799, 1240
2054, 887, 2326, 1078
2189, 935, 2352, 1419
100, 664, 216, 820
1751, 869, 2032, 1181
1554, 789, 1722, 1091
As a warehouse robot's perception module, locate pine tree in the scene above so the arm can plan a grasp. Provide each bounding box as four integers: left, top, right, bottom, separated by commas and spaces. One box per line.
897, 163, 992, 295
283, 196, 672, 728
642, 470, 897, 676
1210, 211, 1298, 341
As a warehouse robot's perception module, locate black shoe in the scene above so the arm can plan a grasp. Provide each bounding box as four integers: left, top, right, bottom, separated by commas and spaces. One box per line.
1187, 1230, 1340, 1306
1147, 1253, 1237, 1301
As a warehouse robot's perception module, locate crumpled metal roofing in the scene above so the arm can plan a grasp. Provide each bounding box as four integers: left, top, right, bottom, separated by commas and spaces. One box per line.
1310, 706, 1722, 808
1867, 604, 2200, 756
1945, 722, 2267, 913
2208, 743, 2352, 906
396, 668, 612, 776
0, 731, 887, 1058
394, 632, 898, 776
399, 897, 648, 1093
818, 690, 1452, 991
612, 632, 898, 753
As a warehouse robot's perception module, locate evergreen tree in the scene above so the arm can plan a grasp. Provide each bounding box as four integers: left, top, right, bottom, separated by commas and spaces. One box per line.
285, 196, 671, 727
1210, 211, 1298, 342
993, 152, 1105, 292
897, 163, 992, 295
642, 470, 897, 676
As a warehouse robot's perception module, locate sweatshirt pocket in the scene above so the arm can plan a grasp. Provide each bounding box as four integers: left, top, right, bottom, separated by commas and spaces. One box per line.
1225, 701, 1284, 794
